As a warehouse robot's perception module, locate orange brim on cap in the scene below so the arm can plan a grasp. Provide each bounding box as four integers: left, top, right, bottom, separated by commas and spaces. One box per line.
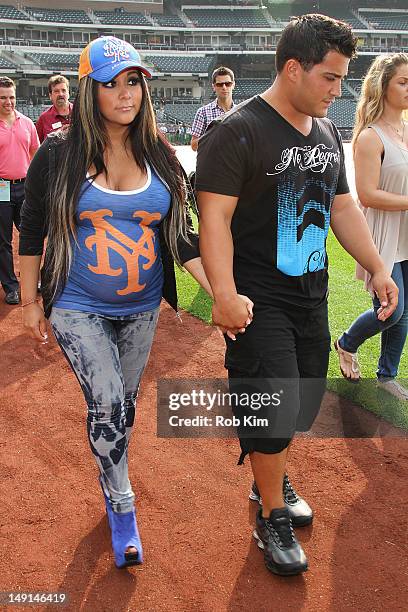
78, 45, 93, 80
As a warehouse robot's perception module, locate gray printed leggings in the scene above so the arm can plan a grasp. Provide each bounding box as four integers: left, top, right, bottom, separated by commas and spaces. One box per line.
50, 306, 159, 514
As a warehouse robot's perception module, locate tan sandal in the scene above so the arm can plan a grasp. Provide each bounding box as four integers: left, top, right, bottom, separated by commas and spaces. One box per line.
334, 340, 361, 383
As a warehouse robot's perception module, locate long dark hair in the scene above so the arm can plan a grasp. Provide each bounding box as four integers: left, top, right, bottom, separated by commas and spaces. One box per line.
47, 72, 188, 300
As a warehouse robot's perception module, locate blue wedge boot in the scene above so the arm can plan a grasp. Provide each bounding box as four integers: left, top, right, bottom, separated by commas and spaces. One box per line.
110, 508, 143, 568
99, 477, 143, 568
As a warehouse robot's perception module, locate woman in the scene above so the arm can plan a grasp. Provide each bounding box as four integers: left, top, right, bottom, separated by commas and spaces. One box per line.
19, 36, 251, 568
335, 53, 408, 400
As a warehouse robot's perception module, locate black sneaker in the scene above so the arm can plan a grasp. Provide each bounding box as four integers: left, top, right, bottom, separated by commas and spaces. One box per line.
249, 474, 313, 527
253, 508, 308, 576
5, 289, 19, 305
282, 474, 313, 527
249, 480, 262, 503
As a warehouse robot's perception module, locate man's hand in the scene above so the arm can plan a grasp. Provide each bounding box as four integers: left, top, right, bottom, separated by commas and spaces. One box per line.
371, 270, 398, 321
213, 293, 252, 335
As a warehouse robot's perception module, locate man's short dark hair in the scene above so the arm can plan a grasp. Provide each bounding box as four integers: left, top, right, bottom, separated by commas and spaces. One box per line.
275, 13, 357, 73
212, 66, 235, 84
0, 76, 15, 89
48, 74, 69, 93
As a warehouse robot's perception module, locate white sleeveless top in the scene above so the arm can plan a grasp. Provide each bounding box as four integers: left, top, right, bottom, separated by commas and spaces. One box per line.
356, 123, 408, 294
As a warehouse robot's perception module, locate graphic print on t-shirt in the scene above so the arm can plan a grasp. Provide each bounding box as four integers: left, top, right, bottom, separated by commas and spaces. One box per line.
269, 143, 340, 276
79, 208, 161, 295
277, 177, 334, 276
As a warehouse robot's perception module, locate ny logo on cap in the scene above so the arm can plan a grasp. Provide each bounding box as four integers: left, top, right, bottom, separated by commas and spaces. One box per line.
103, 39, 131, 65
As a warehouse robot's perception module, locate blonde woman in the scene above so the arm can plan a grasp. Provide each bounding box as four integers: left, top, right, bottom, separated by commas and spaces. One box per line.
335, 53, 408, 399
18, 36, 251, 568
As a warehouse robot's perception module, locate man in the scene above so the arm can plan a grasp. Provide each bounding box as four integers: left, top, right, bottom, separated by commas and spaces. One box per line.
0, 76, 39, 304
196, 14, 398, 576
36, 75, 72, 143
190, 66, 235, 151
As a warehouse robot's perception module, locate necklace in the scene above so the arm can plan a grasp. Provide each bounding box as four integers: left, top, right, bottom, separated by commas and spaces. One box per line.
381, 119, 408, 167
382, 118, 405, 142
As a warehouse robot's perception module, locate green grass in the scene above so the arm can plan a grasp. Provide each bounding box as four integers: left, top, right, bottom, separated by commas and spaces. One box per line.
175, 230, 408, 430
176, 266, 213, 322
326, 231, 408, 430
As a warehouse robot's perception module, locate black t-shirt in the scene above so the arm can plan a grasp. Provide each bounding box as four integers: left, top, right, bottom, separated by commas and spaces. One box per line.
195, 96, 349, 309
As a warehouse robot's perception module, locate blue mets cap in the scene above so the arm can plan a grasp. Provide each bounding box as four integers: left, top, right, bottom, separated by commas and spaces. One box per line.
78, 36, 151, 82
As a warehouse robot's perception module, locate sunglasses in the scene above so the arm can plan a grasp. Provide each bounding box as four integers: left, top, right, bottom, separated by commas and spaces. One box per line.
214, 81, 234, 88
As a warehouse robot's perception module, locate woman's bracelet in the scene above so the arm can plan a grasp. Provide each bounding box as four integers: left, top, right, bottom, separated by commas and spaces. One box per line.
21, 298, 40, 308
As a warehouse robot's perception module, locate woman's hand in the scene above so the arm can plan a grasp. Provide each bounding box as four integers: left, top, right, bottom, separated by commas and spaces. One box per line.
22, 302, 48, 343
218, 294, 254, 341
371, 270, 398, 322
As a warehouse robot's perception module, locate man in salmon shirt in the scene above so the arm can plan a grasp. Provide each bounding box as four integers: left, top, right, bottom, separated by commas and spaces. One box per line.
0, 76, 39, 304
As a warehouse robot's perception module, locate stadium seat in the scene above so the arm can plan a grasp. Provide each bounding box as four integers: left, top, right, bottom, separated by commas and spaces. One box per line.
184, 8, 269, 29
361, 10, 408, 30
25, 7, 92, 24
328, 99, 357, 128
0, 4, 26, 20
0, 55, 16, 69
25, 52, 80, 70
95, 11, 150, 26
147, 56, 214, 74
234, 78, 272, 100
155, 14, 185, 28
163, 103, 201, 124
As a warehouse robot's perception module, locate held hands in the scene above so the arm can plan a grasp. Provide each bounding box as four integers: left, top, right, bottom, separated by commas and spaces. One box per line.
213, 293, 254, 341
22, 302, 48, 344
371, 270, 399, 321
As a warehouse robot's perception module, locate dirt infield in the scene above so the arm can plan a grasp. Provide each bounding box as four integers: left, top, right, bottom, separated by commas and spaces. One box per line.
0, 297, 407, 612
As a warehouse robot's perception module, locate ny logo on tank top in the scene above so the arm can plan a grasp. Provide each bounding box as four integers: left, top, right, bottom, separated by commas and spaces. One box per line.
79, 208, 161, 294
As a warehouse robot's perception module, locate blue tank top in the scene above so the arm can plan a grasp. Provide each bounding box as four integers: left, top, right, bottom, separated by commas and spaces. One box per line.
54, 162, 171, 315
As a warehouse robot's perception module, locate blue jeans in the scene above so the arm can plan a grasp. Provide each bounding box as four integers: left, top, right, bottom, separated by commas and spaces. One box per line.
339, 261, 408, 380
50, 307, 159, 513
